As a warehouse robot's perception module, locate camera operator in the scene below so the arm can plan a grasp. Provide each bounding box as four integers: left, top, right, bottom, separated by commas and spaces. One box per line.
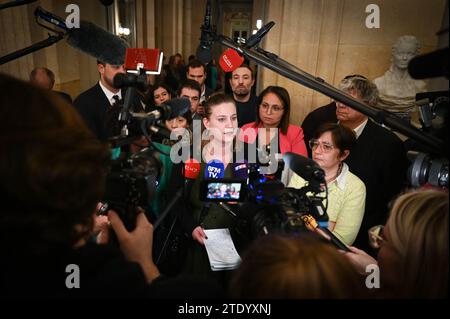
0, 73, 159, 298
343, 188, 448, 298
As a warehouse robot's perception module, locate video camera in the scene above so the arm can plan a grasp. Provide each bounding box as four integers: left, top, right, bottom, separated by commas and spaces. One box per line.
406, 91, 449, 189
100, 148, 162, 231
98, 48, 191, 231
199, 152, 350, 252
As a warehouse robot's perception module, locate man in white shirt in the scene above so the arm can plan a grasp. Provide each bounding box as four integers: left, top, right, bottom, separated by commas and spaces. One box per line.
186, 59, 213, 108
74, 60, 126, 140
301, 75, 408, 254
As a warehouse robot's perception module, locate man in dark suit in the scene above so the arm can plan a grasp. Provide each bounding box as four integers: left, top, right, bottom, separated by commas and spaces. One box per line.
29, 67, 73, 104
301, 75, 408, 253
73, 61, 126, 141
186, 59, 214, 110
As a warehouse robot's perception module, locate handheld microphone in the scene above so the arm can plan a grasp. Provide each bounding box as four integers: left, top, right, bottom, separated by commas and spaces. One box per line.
204, 160, 225, 179
184, 158, 201, 180
183, 158, 201, 210
232, 161, 249, 180
219, 48, 244, 73
199, 159, 224, 224
283, 152, 325, 184
131, 97, 191, 122
196, 0, 213, 64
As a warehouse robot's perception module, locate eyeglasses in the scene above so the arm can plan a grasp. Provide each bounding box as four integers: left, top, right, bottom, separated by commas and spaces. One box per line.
368, 225, 386, 249
308, 139, 335, 153
260, 103, 284, 113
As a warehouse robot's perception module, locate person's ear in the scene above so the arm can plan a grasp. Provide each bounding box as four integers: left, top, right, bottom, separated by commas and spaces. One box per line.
339, 149, 350, 161
97, 63, 105, 75
203, 117, 210, 129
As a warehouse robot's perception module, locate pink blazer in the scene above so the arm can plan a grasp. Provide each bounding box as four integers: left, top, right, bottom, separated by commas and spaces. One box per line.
239, 122, 308, 157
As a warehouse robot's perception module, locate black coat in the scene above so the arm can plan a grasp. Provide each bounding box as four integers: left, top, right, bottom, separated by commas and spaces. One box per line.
347, 120, 408, 252
74, 83, 145, 141
74, 83, 111, 141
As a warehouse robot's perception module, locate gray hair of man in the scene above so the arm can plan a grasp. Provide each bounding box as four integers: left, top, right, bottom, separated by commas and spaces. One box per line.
393, 35, 421, 55
338, 75, 379, 107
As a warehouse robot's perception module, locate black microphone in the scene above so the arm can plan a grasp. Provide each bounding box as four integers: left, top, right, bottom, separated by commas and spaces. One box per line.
34, 7, 128, 66
196, 0, 213, 64
34, 6, 68, 31
163, 97, 191, 119
113, 73, 148, 91
67, 20, 129, 66
282, 152, 325, 183
408, 47, 449, 79
244, 21, 275, 49
133, 97, 191, 122
148, 125, 171, 140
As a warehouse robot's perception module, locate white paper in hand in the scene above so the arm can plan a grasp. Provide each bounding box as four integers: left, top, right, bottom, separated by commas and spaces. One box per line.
203, 228, 241, 271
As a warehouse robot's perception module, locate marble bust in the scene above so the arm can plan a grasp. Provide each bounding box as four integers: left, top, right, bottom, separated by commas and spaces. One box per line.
374, 35, 427, 115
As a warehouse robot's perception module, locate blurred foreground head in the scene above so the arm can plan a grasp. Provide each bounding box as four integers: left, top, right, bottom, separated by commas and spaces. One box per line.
0, 73, 110, 253
230, 234, 365, 299
380, 188, 448, 298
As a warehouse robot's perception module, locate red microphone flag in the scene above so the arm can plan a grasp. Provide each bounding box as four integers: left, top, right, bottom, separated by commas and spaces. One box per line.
219, 48, 244, 73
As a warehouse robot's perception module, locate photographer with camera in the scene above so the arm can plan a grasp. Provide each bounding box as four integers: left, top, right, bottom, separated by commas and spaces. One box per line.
289, 123, 366, 246
0, 73, 162, 297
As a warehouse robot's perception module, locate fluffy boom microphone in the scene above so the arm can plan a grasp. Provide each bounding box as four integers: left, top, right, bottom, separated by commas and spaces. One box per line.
67, 21, 129, 66
34, 7, 128, 65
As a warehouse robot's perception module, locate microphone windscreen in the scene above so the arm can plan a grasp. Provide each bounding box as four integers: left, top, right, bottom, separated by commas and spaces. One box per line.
408, 47, 449, 79
163, 98, 191, 119
148, 125, 171, 140
196, 46, 213, 64
184, 158, 201, 179
283, 152, 325, 183
232, 161, 248, 179
204, 160, 225, 179
245, 21, 275, 48
67, 21, 129, 65
219, 48, 244, 73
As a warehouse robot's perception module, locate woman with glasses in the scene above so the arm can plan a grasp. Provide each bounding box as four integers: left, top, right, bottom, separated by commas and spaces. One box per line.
239, 86, 308, 158
344, 189, 448, 298
288, 123, 366, 246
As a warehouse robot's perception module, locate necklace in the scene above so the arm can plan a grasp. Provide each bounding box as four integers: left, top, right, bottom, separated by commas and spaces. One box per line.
326, 162, 343, 184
